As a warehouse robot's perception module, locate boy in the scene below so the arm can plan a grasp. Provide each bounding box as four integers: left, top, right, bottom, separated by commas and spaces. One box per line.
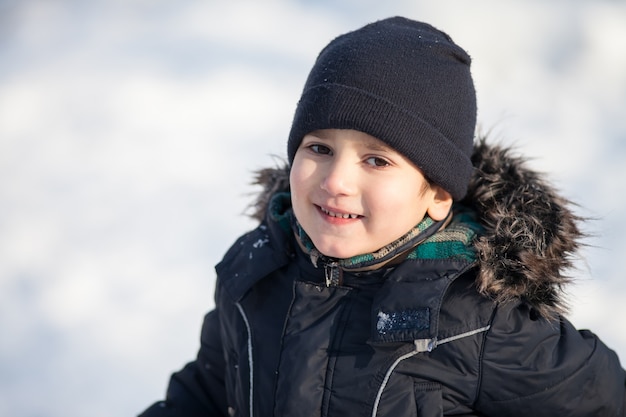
140, 17, 625, 416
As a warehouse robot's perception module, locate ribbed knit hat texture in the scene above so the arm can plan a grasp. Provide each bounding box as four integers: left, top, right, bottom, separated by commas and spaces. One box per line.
287, 17, 477, 200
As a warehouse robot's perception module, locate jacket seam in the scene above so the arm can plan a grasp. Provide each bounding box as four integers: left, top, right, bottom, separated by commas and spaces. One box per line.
271, 281, 297, 416
371, 325, 491, 417
436, 325, 491, 347
371, 348, 420, 417
235, 302, 254, 417
473, 303, 500, 407
323, 292, 355, 417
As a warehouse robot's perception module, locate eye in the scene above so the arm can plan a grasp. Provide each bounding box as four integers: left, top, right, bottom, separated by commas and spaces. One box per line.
365, 156, 391, 167
308, 144, 332, 155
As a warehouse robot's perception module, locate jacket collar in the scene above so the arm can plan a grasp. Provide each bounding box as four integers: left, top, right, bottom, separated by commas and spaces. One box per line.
248, 136, 586, 319
215, 194, 294, 302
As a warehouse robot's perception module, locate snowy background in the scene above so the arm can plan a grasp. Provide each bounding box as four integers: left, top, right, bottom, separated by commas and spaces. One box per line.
1, 0, 625, 416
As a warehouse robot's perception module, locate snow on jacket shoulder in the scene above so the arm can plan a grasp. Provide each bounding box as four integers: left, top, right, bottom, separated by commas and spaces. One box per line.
139, 138, 626, 416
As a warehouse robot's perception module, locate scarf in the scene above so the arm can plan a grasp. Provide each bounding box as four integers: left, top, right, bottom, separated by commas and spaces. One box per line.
268, 192, 482, 281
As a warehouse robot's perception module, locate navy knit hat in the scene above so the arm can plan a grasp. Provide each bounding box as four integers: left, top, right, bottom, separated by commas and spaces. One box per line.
287, 17, 476, 200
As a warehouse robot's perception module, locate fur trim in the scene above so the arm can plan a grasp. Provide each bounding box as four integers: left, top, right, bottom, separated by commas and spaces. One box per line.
461, 136, 584, 319
249, 136, 585, 319
248, 164, 290, 222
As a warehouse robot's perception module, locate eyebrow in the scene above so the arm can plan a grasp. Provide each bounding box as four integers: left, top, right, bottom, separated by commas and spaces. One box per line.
309, 130, 394, 153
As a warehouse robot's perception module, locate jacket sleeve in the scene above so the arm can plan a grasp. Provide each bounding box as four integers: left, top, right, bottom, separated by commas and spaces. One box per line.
138, 310, 228, 417
475, 301, 626, 416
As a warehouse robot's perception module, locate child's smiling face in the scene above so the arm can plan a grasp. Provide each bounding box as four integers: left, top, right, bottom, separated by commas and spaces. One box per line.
289, 129, 452, 259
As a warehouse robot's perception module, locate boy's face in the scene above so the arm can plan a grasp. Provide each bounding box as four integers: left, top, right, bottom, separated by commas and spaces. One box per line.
290, 129, 452, 259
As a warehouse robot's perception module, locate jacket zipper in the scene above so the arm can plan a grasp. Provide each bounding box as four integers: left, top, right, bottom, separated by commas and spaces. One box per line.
235, 302, 254, 417
324, 261, 342, 286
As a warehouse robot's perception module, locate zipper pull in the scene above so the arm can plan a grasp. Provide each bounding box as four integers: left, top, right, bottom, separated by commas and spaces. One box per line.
324, 261, 342, 287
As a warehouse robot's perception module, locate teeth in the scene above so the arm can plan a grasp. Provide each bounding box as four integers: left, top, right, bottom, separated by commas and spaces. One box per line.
321, 207, 358, 219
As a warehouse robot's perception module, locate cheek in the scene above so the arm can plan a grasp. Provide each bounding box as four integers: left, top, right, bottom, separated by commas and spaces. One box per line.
367, 180, 428, 221
289, 153, 303, 186
289, 168, 303, 209
290, 156, 317, 191
289, 157, 314, 209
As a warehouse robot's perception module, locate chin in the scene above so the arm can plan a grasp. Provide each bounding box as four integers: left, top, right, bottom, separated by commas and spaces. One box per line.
316, 245, 359, 260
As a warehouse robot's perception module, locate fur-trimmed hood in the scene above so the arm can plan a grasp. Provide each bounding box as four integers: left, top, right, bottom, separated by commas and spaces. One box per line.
249, 136, 584, 319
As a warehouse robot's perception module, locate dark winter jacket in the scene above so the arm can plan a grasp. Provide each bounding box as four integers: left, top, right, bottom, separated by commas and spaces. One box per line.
140, 139, 626, 417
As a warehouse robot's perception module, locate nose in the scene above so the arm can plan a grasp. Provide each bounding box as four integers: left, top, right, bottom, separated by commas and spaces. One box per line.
320, 159, 357, 196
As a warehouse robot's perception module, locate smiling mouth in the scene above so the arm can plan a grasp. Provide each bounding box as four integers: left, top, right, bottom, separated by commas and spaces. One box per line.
319, 206, 361, 219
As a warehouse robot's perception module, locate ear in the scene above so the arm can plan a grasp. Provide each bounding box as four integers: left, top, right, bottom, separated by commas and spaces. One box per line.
426, 186, 453, 221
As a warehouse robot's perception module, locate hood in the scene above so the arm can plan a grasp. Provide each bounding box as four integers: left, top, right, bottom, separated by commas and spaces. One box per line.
247, 136, 584, 319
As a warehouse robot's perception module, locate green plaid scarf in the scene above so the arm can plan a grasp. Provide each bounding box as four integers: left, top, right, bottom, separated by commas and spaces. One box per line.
268, 192, 482, 271
406, 208, 482, 263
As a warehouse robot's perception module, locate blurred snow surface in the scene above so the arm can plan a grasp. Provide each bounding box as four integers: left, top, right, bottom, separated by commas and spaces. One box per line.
0, 1, 625, 416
